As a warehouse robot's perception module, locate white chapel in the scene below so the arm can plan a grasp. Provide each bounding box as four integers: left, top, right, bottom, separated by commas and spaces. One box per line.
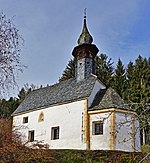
12, 15, 141, 152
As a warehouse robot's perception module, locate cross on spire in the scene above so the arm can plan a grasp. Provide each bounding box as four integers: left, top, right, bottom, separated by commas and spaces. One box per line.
84, 8, 87, 18
77, 9, 93, 45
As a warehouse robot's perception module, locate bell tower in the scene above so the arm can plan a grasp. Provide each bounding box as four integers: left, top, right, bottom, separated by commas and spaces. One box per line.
72, 13, 99, 81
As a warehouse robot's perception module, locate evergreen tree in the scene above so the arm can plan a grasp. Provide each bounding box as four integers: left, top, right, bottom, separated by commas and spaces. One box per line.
6, 97, 18, 117
17, 88, 26, 103
126, 55, 150, 104
0, 99, 7, 118
0, 97, 18, 118
125, 61, 135, 102
112, 58, 126, 98
0, 85, 38, 118
59, 53, 114, 87
125, 55, 150, 145
59, 59, 76, 82
95, 54, 114, 87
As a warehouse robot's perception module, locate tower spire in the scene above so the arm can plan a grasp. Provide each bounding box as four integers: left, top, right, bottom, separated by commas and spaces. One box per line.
72, 12, 99, 81
77, 9, 93, 45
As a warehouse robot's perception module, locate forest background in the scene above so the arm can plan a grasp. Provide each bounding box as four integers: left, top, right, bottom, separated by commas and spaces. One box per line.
0, 53, 150, 145
0, 11, 150, 162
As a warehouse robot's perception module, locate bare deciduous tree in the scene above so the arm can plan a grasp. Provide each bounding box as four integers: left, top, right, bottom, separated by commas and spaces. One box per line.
0, 13, 24, 97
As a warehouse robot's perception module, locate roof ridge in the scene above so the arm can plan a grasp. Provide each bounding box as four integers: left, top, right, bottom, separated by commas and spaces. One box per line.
32, 78, 74, 92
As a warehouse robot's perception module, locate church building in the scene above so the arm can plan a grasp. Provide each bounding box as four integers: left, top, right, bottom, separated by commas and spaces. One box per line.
12, 15, 141, 152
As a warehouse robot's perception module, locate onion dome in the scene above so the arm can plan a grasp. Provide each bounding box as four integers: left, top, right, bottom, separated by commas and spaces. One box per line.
77, 16, 93, 45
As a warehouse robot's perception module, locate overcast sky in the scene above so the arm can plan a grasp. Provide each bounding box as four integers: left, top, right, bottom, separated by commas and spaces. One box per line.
1, 0, 150, 96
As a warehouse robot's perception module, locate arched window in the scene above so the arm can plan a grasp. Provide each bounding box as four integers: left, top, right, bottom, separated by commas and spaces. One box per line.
38, 112, 44, 122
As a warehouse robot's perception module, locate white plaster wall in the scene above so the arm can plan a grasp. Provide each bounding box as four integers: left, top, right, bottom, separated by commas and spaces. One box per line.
13, 100, 87, 149
134, 118, 141, 151
13, 113, 31, 144
115, 112, 132, 152
89, 112, 111, 150
88, 80, 106, 107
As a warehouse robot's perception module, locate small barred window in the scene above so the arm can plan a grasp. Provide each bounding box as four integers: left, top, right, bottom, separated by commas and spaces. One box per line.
93, 121, 103, 135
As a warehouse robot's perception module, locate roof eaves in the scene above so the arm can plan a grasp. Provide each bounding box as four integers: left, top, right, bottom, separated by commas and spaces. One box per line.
12, 97, 88, 116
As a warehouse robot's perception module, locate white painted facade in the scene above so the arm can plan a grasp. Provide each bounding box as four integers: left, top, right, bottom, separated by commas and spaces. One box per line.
13, 104, 141, 151
13, 100, 87, 149
134, 118, 141, 151
115, 112, 133, 151
88, 109, 141, 152
89, 112, 111, 150
115, 112, 140, 152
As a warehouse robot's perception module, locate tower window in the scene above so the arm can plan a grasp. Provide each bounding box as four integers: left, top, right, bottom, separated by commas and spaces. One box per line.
51, 126, 59, 140
93, 121, 103, 135
28, 130, 35, 142
23, 117, 28, 123
38, 112, 44, 122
